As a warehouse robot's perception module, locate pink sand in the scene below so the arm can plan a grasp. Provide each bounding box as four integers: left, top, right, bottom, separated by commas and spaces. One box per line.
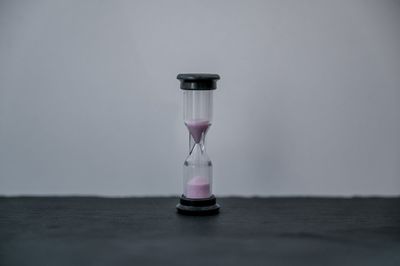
185, 120, 211, 143
186, 176, 210, 199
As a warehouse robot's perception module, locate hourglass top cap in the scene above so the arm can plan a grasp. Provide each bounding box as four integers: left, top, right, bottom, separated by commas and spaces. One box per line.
177, 73, 220, 90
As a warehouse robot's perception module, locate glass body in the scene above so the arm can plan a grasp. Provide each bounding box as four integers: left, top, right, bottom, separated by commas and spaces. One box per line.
183, 90, 213, 199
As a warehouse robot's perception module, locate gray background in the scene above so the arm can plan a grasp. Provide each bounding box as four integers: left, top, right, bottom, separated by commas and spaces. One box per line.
0, 0, 399, 196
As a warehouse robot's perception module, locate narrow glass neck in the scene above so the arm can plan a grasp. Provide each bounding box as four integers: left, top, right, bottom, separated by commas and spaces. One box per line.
189, 132, 206, 155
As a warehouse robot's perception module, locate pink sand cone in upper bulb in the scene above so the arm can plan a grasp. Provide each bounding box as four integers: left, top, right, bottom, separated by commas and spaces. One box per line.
186, 176, 210, 199
185, 120, 211, 143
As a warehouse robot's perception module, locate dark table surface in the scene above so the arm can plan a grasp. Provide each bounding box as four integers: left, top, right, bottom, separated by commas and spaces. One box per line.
0, 197, 399, 266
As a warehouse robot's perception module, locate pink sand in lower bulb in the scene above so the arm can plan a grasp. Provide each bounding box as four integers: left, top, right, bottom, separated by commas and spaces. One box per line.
186, 176, 211, 199
185, 120, 211, 143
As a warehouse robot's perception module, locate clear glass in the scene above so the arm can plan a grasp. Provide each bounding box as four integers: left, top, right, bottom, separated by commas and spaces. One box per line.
182, 90, 213, 199
183, 90, 213, 124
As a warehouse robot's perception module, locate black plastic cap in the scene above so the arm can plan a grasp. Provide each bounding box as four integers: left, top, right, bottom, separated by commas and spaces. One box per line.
177, 73, 220, 90
176, 195, 220, 216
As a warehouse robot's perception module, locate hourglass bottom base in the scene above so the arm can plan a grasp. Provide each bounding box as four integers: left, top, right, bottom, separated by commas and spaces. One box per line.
176, 195, 220, 215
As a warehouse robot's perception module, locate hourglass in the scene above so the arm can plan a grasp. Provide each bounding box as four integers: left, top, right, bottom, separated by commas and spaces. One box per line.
176, 73, 220, 215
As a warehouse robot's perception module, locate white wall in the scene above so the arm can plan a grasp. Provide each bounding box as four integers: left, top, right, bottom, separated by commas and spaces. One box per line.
1, 0, 399, 196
